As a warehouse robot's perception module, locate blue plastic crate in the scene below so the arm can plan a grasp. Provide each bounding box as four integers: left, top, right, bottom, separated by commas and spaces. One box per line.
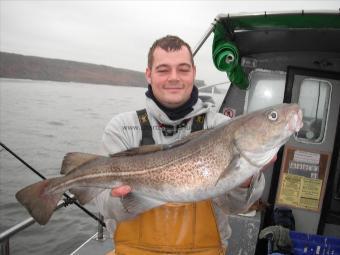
290, 231, 340, 255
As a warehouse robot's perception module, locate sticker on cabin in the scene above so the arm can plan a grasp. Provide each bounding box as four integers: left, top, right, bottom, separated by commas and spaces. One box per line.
277, 173, 322, 210
288, 160, 319, 179
223, 107, 236, 118
293, 150, 320, 165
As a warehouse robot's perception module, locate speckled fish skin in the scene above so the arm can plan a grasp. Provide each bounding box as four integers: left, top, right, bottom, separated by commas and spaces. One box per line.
16, 103, 303, 225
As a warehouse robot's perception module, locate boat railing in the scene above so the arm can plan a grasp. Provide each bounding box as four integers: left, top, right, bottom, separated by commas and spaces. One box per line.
1, 217, 35, 255
0, 196, 105, 255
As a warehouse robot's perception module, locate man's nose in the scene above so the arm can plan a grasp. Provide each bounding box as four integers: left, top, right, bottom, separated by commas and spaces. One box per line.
168, 69, 179, 81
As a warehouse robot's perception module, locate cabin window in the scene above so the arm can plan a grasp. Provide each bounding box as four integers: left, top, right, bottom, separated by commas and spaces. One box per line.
245, 70, 286, 113
295, 78, 331, 143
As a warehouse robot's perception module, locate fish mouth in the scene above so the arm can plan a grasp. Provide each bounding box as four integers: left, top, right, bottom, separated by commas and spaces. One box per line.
287, 108, 303, 133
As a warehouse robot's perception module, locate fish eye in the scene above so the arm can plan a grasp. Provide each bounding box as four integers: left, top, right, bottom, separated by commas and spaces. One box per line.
268, 110, 278, 121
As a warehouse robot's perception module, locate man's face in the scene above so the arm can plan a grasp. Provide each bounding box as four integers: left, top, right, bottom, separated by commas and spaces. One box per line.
145, 46, 196, 108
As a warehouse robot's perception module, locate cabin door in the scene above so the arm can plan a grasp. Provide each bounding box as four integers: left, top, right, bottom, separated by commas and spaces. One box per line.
274, 67, 340, 235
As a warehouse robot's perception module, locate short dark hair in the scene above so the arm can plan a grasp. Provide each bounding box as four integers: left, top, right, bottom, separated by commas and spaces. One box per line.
147, 35, 194, 68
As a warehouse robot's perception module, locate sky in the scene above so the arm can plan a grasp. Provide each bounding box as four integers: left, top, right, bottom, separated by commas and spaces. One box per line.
1, 0, 339, 85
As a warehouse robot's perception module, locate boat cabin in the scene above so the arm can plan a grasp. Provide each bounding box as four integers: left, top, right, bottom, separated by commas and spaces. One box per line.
200, 10, 340, 254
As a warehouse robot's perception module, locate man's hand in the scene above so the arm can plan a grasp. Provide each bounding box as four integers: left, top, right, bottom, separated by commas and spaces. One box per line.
111, 185, 131, 197
240, 155, 277, 188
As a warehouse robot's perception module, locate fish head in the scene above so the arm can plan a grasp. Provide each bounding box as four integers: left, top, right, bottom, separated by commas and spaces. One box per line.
233, 103, 303, 166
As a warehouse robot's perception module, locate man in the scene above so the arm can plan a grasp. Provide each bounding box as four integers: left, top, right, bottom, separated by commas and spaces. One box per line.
95, 35, 271, 255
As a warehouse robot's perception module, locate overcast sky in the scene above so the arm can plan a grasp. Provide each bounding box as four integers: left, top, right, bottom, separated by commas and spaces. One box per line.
1, 1, 339, 84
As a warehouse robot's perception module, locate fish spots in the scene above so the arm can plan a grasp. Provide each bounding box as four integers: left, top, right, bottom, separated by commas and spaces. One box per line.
196, 159, 212, 178
201, 168, 210, 178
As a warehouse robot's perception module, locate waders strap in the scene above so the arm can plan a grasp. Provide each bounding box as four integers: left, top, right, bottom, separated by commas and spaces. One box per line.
136, 109, 206, 146
191, 113, 206, 132
136, 109, 155, 145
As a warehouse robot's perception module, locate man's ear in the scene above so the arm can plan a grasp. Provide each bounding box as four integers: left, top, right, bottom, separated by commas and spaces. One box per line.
145, 67, 151, 84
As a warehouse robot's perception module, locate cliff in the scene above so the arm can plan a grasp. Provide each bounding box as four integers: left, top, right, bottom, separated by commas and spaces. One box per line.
0, 52, 205, 87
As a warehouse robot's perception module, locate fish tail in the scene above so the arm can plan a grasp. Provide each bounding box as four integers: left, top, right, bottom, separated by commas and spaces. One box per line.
15, 178, 63, 225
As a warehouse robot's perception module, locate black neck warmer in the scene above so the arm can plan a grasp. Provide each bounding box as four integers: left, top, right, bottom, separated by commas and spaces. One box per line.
145, 85, 199, 121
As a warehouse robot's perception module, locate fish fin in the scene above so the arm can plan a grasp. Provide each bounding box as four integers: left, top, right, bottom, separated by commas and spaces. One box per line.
61, 152, 103, 174
111, 129, 209, 157
15, 178, 63, 225
120, 193, 165, 216
215, 154, 241, 186
69, 187, 105, 205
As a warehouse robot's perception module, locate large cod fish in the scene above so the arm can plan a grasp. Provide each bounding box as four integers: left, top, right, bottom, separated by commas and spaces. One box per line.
16, 103, 303, 225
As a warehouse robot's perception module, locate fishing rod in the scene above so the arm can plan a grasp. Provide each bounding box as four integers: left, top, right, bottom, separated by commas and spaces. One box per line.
0, 142, 106, 227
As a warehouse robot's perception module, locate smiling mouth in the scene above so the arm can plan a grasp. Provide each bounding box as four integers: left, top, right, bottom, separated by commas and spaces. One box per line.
164, 86, 183, 89
164, 87, 184, 92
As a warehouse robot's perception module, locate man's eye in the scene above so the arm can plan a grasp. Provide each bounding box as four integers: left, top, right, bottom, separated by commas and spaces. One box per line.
179, 69, 190, 72
157, 69, 168, 73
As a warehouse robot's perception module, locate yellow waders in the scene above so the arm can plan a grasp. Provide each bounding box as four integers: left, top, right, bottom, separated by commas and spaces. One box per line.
106, 200, 225, 255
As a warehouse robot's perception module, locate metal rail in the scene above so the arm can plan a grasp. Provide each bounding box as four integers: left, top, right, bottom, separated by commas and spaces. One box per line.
192, 18, 218, 57
0, 198, 73, 255
0, 209, 105, 255
0, 218, 35, 255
